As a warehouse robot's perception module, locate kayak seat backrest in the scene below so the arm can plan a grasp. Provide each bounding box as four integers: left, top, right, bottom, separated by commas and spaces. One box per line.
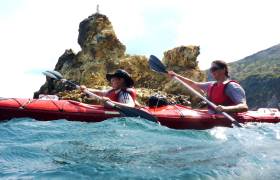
148, 95, 169, 108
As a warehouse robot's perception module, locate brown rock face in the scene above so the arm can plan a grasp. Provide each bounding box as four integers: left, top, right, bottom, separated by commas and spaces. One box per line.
161, 46, 205, 104
163, 46, 200, 70
34, 13, 126, 97
34, 13, 205, 107
78, 14, 125, 60
119, 55, 165, 89
163, 46, 205, 94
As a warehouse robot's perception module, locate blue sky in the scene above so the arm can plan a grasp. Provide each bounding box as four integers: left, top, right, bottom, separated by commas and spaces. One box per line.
0, 0, 280, 98
0, 0, 24, 16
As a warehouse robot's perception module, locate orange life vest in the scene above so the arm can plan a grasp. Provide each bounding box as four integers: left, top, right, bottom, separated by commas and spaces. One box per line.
207, 80, 238, 106
105, 88, 137, 102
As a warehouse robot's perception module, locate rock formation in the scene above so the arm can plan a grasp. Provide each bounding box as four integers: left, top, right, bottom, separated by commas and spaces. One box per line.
34, 13, 205, 107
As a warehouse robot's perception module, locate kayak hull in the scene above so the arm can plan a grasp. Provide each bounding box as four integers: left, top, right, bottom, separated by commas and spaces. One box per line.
1, 98, 280, 129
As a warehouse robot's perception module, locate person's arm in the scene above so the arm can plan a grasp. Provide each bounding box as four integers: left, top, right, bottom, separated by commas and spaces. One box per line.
168, 71, 207, 94
80, 85, 106, 97
215, 82, 248, 113
215, 103, 248, 113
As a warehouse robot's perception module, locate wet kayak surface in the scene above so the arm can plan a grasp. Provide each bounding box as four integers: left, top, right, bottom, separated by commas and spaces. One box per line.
1, 117, 280, 179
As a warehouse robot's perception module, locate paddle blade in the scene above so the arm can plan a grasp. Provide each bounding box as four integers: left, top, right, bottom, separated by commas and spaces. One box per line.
46, 70, 63, 80
43, 70, 78, 88
114, 105, 157, 122
148, 55, 168, 74
42, 71, 59, 80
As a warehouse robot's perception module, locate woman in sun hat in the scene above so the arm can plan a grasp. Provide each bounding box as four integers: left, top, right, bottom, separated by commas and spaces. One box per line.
80, 69, 137, 107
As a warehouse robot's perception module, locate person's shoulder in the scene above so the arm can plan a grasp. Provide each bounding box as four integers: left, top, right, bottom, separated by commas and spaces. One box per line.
226, 81, 245, 93
123, 87, 136, 93
227, 81, 242, 88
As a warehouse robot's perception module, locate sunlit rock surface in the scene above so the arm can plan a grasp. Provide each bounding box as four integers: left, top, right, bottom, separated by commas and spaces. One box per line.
34, 13, 205, 107
162, 46, 206, 104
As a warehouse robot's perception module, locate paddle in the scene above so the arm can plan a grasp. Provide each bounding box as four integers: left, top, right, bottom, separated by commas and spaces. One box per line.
148, 55, 242, 127
42, 70, 157, 122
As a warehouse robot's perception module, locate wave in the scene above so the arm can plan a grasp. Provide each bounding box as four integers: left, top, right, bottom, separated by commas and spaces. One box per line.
1, 118, 280, 179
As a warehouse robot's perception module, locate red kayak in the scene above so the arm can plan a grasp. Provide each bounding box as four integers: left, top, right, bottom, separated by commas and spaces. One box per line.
0, 98, 280, 129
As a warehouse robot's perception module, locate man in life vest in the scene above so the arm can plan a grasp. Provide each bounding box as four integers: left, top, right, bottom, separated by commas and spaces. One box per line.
80, 69, 137, 107
168, 60, 248, 113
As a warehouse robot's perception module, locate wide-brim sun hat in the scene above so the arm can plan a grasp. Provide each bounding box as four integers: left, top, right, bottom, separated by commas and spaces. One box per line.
106, 69, 134, 87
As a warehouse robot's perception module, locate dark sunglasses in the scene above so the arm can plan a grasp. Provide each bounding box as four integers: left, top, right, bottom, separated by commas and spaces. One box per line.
210, 66, 222, 72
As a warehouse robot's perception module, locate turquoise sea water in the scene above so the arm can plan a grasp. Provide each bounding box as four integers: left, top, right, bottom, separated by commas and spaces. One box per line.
1, 118, 280, 179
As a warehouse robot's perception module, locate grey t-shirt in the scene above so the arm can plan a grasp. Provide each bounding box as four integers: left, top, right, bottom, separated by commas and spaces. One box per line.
197, 81, 246, 104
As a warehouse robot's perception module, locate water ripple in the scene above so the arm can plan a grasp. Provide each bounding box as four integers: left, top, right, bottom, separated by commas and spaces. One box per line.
0, 118, 280, 179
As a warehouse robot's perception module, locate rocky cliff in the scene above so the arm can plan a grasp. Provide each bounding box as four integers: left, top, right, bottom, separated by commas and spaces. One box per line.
34, 13, 205, 106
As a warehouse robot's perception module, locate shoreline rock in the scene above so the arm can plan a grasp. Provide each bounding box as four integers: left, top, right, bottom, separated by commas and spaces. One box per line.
34, 13, 206, 107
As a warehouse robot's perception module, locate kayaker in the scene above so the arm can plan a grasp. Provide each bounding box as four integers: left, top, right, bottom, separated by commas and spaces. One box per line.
168, 60, 248, 113
80, 69, 137, 107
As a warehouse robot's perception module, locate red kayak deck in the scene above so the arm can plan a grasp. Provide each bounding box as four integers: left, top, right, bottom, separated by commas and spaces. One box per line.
0, 98, 280, 129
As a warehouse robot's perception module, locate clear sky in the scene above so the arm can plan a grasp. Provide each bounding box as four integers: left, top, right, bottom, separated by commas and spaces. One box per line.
1, 0, 280, 98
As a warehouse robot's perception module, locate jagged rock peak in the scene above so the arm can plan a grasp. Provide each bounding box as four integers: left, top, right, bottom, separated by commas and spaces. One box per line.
78, 13, 125, 51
